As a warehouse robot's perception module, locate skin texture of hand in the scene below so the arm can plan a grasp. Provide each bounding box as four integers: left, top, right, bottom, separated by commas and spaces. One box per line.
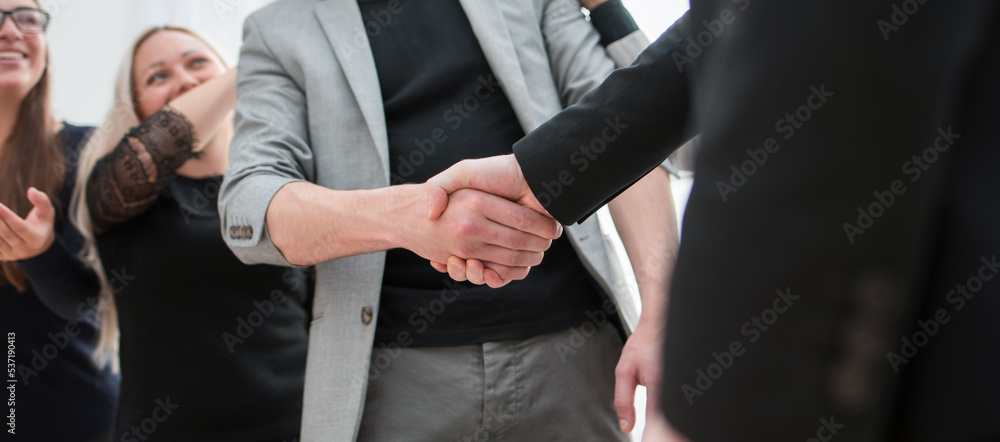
0, 188, 56, 261
615, 321, 664, 435
425, 154, 556, 287
410, 188, 557, 270
426, 154, 547, 221
265, 182, 560, 280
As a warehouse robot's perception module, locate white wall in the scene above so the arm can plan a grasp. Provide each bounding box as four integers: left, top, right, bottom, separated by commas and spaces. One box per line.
45, 0, 273, 125
45, 0, 686, 126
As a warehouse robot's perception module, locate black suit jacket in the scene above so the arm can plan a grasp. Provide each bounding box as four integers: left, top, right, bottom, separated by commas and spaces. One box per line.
513, 2, 1000, 441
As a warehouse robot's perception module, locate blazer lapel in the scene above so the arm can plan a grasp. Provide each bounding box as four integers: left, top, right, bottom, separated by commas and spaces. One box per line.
458, 0, 538, 132
315, 0, 390, 177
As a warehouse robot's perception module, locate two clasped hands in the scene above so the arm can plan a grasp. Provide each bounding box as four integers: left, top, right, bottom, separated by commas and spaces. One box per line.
421, 154, 544, 288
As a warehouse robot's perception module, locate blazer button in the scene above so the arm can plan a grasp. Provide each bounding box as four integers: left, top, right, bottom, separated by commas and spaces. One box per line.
361, 306, 373, 325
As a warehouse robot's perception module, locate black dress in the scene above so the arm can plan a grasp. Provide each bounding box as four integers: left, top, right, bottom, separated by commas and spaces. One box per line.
2, 124, 119, 441
87, 108, 309, 442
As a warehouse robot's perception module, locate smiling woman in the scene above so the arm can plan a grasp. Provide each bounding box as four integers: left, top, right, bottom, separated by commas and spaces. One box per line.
0, 0, 119, 441
69, 26, 310, 442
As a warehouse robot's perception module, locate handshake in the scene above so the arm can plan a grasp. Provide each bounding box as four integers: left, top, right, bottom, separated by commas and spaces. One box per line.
418, 154, 558, 288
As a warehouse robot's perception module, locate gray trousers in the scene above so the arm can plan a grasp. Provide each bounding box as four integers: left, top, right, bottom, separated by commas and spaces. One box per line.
357, 321, 630, 442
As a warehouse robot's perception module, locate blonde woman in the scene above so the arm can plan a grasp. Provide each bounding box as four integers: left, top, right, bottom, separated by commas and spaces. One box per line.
72, 27, 308, 441
0, 1, 117, 440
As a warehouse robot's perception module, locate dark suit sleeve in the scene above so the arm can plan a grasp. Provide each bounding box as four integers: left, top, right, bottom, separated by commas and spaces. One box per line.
513, 13, 691, 225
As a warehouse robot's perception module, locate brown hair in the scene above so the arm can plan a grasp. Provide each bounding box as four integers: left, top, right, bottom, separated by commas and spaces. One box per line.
0, 52, 60, 292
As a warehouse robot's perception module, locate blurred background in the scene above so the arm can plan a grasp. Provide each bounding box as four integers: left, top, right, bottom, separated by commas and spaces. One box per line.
44, 1, 690, 440
46, 0, 687, 126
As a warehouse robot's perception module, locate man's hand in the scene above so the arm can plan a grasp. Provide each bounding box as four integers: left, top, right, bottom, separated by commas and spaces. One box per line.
426, 154, 546, 220
425, 155, 556, 287
406, 188, 560, 279
0, 188, 57, 261
615, 321, 664, 435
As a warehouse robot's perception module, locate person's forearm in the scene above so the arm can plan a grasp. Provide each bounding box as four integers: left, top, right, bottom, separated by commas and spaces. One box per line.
18, 236, 100, 322
608, 167, 678, 326
268, 180, 560, 273
515, 13, 692, 225
265, 181, 424, 266
167, 68, 237, 152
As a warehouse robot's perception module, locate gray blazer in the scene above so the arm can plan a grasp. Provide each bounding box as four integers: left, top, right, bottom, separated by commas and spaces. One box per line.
220, 0, 651, 439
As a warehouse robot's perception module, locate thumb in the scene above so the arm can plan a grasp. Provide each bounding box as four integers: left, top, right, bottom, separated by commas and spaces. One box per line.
426, 160, 477, 220
26, 187, 55, 224
426, 184, 449, 221
614, 362, 638, 433
426, 159, 475, 196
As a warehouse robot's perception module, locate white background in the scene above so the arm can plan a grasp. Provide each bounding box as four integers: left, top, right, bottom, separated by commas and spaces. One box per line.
46, 0, 687, 125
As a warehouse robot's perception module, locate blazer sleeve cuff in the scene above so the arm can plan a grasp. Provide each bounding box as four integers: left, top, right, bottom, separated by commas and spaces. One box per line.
605, 30, 651, 68
220, 174, 306, 267
589, 0, 640, 46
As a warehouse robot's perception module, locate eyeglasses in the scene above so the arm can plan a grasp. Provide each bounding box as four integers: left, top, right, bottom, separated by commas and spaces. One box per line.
0, 8, 49, 34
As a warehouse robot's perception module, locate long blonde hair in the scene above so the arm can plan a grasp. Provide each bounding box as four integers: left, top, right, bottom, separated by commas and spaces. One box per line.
70, 26, 229, 369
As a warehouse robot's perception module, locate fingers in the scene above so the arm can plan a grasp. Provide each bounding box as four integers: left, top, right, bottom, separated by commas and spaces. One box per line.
426, 159, 478, 195
465, 243, 543, 268
478, 221, 553, 254
429, 260, 448, 273
433, 257, 531, 288
0, 198, 55, 261
426, 184, 450, 221
483, 262, 529, 287
0, 235, 13, 260
614, 360, 639, 434
0, 207, 25, 249
479, 194, 562, 242
426, 155, 536, 210
483, 267, 506, 288
465, 259, 486, 285
0, 204, 28, 239
452, 190, 559, 250
26, 187, 55, 225
447, 256, 468, 282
